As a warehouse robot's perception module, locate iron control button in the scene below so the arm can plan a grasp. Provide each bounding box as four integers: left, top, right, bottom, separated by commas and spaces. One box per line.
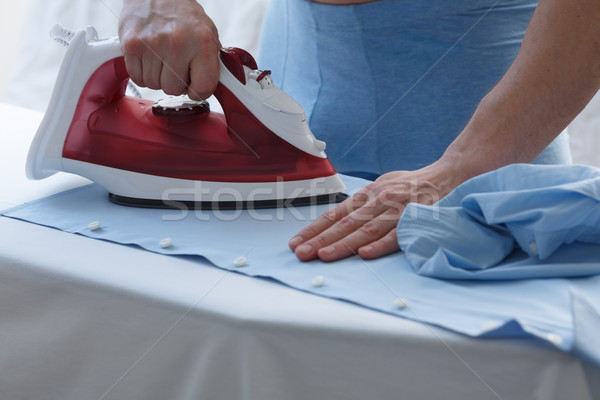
152, 96, 210, 117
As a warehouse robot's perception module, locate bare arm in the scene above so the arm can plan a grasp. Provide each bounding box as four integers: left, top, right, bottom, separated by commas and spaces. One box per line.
119, 0, 221, 100
291, 0, 600, 261
443, 0, 600, 182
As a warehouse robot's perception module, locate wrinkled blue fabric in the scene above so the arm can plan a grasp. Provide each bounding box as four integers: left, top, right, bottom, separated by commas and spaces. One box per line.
258, 0, 572, 176
3, 173, 600, 366
398, 164, 600, 280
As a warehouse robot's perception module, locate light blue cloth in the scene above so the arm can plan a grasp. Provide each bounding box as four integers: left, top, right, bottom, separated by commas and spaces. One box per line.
3, 173, 600, 366
258, 0, 572, 177
398, 164, 600, 280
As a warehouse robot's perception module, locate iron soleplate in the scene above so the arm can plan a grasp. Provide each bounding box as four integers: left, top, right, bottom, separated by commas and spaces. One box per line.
108, 192, 349, 210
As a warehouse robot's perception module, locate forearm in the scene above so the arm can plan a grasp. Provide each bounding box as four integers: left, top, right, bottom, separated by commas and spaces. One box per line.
441, 0, 600, 184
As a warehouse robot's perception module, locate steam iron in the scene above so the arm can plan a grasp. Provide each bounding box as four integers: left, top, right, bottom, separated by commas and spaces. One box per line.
26, 25, 347, 210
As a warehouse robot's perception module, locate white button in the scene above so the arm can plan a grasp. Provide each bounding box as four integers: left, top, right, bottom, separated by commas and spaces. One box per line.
393, 298, 408, 309
88, 221, 101, 231
233, 256, 247, 267
481, 321, 501, 332
546, 333, 563, 347
528, 241, 539, 255
160, 237, 173, 248
311, 276, 326, 287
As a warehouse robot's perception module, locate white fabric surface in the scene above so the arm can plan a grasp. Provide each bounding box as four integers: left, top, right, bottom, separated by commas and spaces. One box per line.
1, 102, 600, 399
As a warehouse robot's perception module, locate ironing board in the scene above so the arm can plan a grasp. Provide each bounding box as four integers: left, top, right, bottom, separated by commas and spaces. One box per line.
0, 102, 598, 400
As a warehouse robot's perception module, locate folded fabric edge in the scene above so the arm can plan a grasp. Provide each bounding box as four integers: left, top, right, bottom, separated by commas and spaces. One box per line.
0, 184, 96, 216
571, 288, 600, 367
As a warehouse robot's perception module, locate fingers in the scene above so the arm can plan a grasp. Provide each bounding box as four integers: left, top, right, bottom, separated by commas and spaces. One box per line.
123, 53, 143, 87
289, 164, 455, 262
289, 171, 433, 262
292, 187, 403, 261
119, 0, 221, 99
288, 189, 371, 252
187, 31, 221, 100
142, 53, 164, 90
358, 228, 400, 260
160, 61, 190, 96
159, 31, 192, 95
296, 208, 402, 262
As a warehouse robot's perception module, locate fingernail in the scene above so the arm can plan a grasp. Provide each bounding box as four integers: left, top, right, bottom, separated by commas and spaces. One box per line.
361, 245, 373, 253
289, 236, 303, 248
296, 244, 312, 255
320, 246, 335, 256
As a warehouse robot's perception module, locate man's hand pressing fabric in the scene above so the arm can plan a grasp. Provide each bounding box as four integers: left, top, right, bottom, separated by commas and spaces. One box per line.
289, 161, 458, 262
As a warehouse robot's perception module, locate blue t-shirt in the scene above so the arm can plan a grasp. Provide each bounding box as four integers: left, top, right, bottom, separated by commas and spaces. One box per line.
258, 0, 571, 178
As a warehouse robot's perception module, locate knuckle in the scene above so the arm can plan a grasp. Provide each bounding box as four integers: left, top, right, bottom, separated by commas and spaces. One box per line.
379, 190, 407, 210
372, 190, 392, 208
167, 26, 188, 48
144, 31, 167, 51
193, 26, 218, 49
377, 188, 393, 202
350, 192, 370, 208
354, 187, 371, 200
353, 207, 376, 222
121, 36, 145, 57
360, 185, 377, 199
300, 226, 318, 239
321, 207, 340, 222
381, 208, 402, 221
337, 197, 356, 214
360, 221, 381, 237
312, 234, 329, 248
188, 80, 217, 100
336, 216, 358, 233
